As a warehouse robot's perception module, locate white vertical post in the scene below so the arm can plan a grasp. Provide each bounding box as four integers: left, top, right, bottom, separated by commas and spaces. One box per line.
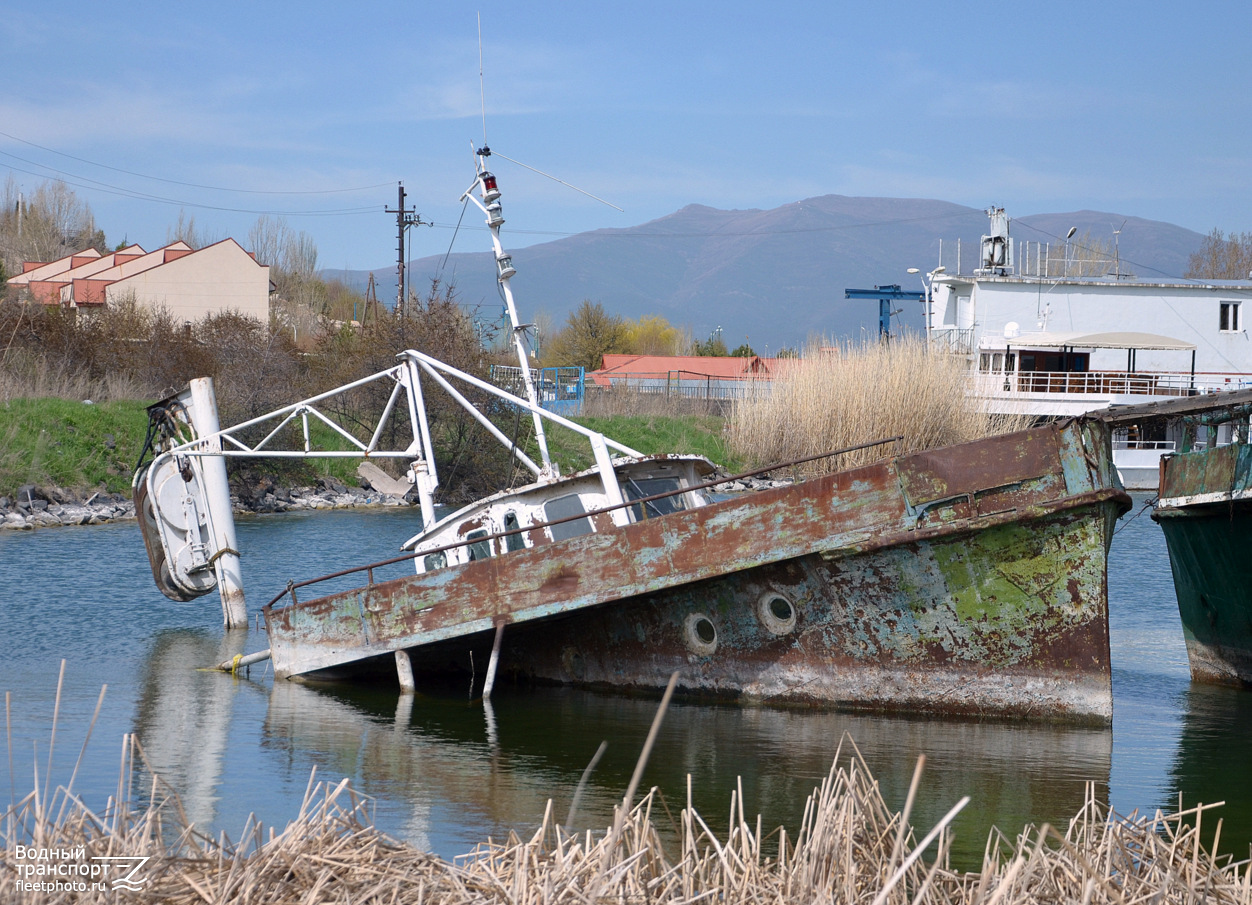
395, 649, 416, 693
187, 378, 247, 629
482, 622, 505, 700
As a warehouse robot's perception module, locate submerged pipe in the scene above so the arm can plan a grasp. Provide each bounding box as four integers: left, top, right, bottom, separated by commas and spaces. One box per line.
212, 649, 272, 672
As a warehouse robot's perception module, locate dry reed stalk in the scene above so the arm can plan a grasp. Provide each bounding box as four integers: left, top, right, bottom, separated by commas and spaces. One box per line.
3, 702, 1251, 904
727, 339, 1032, 478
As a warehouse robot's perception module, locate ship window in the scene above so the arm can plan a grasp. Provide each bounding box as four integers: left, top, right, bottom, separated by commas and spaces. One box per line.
503, 512, 526, 552
466, 530, 492, 561
422, 551, 446, 572
1221, 301, 1241, 332
992, 353, 1004, 372
1005, 352, 1016, 373
625, 477, 685, 521
544, 494, 595, 541
979, 353, 991, 372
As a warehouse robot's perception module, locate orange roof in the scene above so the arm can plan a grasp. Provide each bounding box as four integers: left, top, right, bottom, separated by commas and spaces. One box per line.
593, 354, 796, 383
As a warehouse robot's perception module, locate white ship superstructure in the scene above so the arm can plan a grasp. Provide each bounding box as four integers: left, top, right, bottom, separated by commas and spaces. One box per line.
926, 209, 1252, 488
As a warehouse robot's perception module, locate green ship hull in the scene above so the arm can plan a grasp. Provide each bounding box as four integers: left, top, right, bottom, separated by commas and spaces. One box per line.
1154, 442, 1252, 686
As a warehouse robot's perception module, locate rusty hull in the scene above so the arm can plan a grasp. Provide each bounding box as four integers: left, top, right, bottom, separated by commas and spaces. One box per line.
265, 418, 1129, 724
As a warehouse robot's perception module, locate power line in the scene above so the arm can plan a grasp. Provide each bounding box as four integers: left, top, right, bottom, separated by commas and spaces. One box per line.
0, 161, 377, 217
0, 127, 390, 195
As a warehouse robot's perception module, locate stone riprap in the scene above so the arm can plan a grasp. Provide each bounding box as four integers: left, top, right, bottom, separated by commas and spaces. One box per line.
0, 478, 412, 531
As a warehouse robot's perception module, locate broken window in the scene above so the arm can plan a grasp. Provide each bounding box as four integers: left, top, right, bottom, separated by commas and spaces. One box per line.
503, 512, 526, 552
544, 494, 595, 541
466, 529, 492, 561
625, 477, 686, 522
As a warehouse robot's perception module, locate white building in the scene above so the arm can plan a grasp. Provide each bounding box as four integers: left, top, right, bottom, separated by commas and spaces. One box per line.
7, 238, 270, 323
925, 210, 1252, 487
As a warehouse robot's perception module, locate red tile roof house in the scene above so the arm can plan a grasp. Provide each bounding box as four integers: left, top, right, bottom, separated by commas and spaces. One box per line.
6, 238, 270, 322
589, 353, 801, 401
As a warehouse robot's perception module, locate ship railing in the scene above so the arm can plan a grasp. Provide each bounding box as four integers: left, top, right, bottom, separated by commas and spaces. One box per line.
262, 436, 902, 611
1111, 439, 1176, 451
977, 370, 1252, 397
928, 327, 975, 354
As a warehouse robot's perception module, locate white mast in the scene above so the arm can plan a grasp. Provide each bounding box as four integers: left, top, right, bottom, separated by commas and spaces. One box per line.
462, 147, 555, 477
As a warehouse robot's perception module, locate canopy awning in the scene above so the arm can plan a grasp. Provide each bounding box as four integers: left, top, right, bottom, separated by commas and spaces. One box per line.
983, 331, 1196, 352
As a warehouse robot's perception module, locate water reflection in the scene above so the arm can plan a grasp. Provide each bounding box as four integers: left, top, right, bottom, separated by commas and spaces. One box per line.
261, 681, 1112, 868
132, 628, 259, 828
1167, 683, 1252, 861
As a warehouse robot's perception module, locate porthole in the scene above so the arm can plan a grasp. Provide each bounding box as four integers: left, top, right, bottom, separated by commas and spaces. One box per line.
683, 613, 718, 656
758, 591, 797, 636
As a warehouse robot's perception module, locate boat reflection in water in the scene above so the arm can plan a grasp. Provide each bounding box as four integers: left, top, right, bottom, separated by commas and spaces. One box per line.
262, 681, 1112, 867
1166, 682, 1252, 862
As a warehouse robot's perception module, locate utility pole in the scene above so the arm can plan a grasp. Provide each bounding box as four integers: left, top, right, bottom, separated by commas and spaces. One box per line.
384, 183, 426, 317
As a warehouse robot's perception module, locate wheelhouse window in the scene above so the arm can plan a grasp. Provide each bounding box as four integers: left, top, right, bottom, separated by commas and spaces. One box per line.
503, 512, 526, 552
543, 494, 595, 541
624, 477, 686, 521
1221, 301, 1242, 332
466, 530, 492, 562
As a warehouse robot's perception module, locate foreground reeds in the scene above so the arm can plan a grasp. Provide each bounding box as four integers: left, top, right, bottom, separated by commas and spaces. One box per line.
3, 730, 1248, 904
728, 339, 1031, 476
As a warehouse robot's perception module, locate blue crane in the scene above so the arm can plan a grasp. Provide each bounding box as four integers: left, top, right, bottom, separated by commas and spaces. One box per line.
844, 284, 925, 340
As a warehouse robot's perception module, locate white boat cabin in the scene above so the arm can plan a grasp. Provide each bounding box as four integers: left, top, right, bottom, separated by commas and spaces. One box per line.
403, 455, 717, 573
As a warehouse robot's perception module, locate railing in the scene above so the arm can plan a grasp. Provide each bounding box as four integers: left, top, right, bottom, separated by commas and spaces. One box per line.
928, 328, 975, 355
976, 370, 1252, 398
594, 372, 773, 402
490, 365, 585, 413
1111, 440, 1175, 451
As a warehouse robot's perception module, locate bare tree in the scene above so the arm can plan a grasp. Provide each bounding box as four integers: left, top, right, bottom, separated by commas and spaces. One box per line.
249, 215, 325, 313
1185, 228, 1252, 279
0, 177, 105, 276
166, 209, 224, 250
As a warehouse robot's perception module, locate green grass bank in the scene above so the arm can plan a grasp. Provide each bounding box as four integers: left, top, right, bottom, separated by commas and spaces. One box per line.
0, 398, 736, 499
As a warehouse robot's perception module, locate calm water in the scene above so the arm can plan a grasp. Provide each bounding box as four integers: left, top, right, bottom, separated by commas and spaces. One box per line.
0, 495, 1249, 867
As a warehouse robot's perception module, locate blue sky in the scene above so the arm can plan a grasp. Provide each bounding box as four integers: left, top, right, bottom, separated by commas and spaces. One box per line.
3, 1, 1250, 273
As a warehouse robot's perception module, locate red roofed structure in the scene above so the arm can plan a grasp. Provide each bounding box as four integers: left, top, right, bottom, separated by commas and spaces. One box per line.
589, 353, 801, 401
7, 238, 270, 322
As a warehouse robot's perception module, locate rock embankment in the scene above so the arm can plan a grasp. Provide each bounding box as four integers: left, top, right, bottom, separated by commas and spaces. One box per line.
0, 477, 412, 531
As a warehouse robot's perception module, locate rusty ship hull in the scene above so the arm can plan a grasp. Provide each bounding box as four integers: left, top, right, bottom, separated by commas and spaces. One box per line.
265, 418, 1129, 724
1154, 441, 1252, 687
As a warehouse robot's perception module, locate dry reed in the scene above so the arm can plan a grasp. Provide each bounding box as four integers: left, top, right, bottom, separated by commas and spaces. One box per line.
728, 339, 1032, 477
4, 733, 1249, 904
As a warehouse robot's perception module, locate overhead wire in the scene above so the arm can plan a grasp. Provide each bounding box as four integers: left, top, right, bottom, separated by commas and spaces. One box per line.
0, 127, 390, 196
0, 158, 377, 217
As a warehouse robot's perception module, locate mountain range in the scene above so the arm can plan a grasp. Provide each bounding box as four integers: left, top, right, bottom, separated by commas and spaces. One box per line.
322, 196, 1209, 352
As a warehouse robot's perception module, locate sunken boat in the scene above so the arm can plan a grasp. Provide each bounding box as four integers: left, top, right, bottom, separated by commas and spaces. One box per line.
134, 153, 1131, 725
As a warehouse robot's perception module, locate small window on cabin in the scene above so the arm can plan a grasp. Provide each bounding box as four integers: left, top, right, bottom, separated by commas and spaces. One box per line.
979, 353, 991, 372
1005, 352, 1017, 373
544, 494, 596, 541
992, 353, 1004, 372
503, 512, 526, 552
625, 477, 685, 522
466, 530, 492, 562
1221, 301, 1242, 332
423, 551, 446, 572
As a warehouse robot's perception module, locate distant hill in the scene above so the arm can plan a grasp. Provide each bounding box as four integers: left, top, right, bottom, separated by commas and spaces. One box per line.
323, 197, 1207, 351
